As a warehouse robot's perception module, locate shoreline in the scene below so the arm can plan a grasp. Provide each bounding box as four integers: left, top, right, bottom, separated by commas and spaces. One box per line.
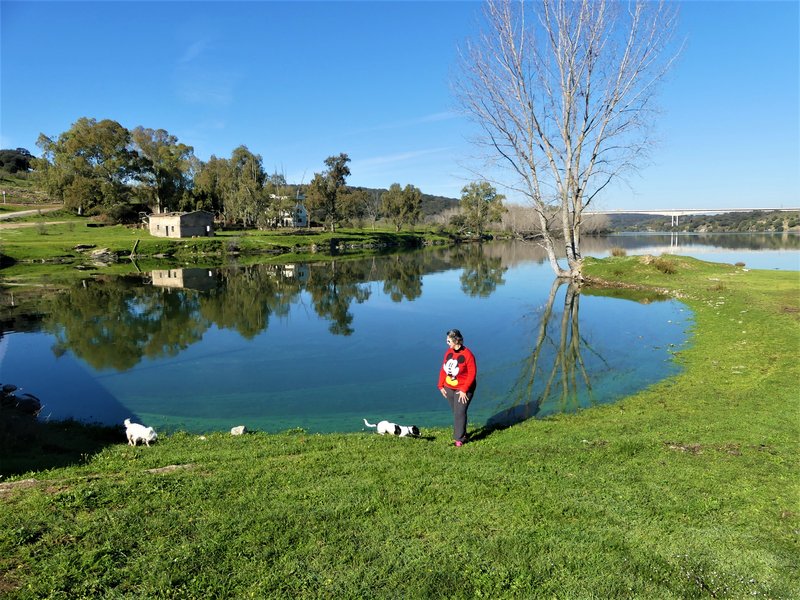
1, 254, 798, 597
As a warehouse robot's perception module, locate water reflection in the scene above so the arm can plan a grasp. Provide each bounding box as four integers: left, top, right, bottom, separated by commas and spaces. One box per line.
34, 248, 481, 370
504, 281, 591, 422
484, 280, 671, 430
456, 244, 508, 297
0, 241, 700, 432
48, 276, 208, 370
151, 268, 217, 291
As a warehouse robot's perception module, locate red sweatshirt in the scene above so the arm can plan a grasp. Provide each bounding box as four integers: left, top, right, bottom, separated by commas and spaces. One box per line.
438, 345, 477, 393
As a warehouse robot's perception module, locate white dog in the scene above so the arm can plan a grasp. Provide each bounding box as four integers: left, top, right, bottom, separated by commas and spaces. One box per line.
124, 418, 158, 447
363, 418, 420, 437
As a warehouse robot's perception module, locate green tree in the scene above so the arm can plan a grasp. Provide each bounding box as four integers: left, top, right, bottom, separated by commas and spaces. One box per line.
36, 117, 139, 214
339, 187, 369, 227
192, 155, 230, 214
130, 127, 196, 214
460, 181, 505, 237
0, 148, 33, 174
305, 153, 351, 232
381, 183, 422, 232
228, 146, 267, 227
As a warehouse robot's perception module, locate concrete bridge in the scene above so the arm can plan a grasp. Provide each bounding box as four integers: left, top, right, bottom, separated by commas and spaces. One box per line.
585, 207, 799, 227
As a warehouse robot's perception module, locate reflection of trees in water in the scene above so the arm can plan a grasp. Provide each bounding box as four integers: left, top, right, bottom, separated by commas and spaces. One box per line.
199, 264, 301, 339
36, 246, 519, 369
306, 261, 371, 336
46, 276, 209, 371
382, 254, 423, 302
487, 279, 605, 429
455, 244, 507, 297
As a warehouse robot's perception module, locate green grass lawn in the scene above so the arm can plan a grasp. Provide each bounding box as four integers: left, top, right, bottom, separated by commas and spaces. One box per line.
0, 256, 798, 599
0, 211, 451, 280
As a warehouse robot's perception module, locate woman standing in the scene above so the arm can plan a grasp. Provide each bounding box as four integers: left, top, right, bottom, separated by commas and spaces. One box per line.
438, 329, 477, 447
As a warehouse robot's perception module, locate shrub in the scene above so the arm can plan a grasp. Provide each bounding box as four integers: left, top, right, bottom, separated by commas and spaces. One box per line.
653, 256, 677, 274
610, 247, 627, 257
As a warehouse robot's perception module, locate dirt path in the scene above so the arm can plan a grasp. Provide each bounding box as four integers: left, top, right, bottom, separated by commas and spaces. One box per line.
0, 206, 62, 221
0, 220, 67, 229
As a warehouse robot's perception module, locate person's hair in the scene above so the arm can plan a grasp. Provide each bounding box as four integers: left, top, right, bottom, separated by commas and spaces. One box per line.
446, 329, 463, 344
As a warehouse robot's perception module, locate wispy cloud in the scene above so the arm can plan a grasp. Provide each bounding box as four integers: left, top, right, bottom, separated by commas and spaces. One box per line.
352, 112, 461, 135
174, 34, 238, 107
353, 147, 453, 170
176, 76, 235, 107
176, 119, 228, 160
179, 40, 208, 64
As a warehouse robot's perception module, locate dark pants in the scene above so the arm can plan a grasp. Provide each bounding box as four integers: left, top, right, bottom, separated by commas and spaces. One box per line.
444, 387, 473, 443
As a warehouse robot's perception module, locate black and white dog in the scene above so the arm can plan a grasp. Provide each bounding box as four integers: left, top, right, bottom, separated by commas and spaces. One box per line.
363, 418, 420, 437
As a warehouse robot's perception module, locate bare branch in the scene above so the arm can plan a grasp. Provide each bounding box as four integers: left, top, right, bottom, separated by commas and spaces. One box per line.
455, 0, 679, 279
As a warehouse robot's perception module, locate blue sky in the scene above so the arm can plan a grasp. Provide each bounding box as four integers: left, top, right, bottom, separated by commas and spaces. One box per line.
1, 1, 797, 210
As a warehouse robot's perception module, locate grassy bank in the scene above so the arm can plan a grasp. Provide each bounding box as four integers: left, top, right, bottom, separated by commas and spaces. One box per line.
1, 256, 798, 598
0, 210, 452, 276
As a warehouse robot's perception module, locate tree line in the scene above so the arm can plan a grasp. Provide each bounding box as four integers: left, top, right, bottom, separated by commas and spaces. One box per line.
28, 117, 507, 235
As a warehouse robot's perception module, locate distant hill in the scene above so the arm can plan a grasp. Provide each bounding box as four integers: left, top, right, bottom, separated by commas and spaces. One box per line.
420, 192, 459, 216
606, 210, 800, 233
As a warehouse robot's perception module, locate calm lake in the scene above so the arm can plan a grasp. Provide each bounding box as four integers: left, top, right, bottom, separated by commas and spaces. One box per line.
1, 233, 797, 434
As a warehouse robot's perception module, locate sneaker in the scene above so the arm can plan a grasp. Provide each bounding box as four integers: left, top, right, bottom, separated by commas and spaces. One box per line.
454, 440, 463, 447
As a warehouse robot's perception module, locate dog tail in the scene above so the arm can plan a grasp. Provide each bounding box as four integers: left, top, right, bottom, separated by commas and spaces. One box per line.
363, 418, 377, 428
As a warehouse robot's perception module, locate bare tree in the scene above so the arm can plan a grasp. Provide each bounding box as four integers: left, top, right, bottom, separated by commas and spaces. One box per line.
456, 0, 679, 279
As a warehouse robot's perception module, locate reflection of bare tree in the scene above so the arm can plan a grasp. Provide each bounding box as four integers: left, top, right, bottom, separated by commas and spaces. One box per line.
487, 279, 604, 429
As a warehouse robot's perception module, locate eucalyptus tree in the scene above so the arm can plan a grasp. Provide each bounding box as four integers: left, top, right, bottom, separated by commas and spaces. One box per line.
456, 0, 679, 280
192, 155, 229, 215
35, 117, 139, 214
226, 146, 267, 227
460, 181, 506, 237
338, 187, 369, 227
130, 127, 196, 214
305, 153, 351, 232
381, 183, 422, 232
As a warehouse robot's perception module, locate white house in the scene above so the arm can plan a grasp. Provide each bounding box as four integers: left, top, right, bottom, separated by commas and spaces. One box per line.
270, 193, 308, 228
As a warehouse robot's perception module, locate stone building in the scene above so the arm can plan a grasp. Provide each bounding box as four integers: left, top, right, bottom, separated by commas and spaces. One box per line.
148, 211, 214, 238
